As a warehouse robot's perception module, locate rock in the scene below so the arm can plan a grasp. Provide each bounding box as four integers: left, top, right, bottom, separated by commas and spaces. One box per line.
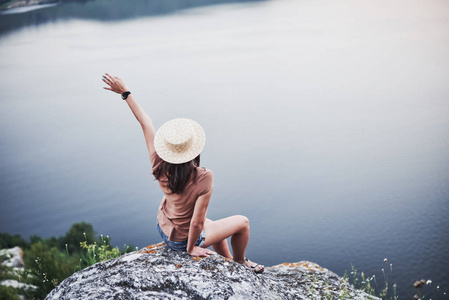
1, 279, 36, 291
0, 247, 24, 269
1, 247, 36, 299
46, 242, 378, 299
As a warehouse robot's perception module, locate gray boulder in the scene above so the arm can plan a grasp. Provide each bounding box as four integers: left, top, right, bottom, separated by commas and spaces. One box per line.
0, 247, 37, 297
46, 242, 377, 299
0, 246, 24, 269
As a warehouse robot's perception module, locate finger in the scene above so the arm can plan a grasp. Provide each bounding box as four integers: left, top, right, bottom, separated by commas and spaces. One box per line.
104, 73, 115, 81
102, 77, 112, 85
103, 87, 113, 91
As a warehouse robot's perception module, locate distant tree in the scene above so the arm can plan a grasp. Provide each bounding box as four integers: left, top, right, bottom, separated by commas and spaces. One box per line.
29, 235, 42, 245
59, 222, 97, 254
1, 222, 128, 299
0, 233, 29, 249
24, 241, 80, 298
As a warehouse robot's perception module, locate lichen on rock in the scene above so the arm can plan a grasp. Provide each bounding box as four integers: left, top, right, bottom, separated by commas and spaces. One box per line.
45, 242, 378, 299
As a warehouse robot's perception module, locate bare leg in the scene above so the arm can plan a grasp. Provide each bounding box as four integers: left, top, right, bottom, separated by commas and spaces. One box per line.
212, 239, 232, 258
204, 219, 232, 258
202, 215, 249, 263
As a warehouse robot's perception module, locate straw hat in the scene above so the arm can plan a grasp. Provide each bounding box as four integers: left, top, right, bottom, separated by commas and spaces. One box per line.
154, 118, 206, 164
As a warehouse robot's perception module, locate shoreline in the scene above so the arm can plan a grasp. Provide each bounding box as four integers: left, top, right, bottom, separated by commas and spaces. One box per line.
0, 3, 57, 14
0, 0, 57, 11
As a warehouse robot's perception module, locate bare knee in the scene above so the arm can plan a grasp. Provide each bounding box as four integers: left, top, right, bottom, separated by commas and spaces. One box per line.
236, 215, 249, 231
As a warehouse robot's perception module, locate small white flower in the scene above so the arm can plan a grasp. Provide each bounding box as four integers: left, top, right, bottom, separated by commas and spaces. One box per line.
426, 280, 432, 285
384, 258, 388, 262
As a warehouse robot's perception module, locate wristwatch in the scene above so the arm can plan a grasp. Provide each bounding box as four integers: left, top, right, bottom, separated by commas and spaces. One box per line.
121, 91, 131, 100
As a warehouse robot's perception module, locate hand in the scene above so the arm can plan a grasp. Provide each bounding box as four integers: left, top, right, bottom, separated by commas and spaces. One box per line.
187, 246, 216, 257
102, 73, 129, 94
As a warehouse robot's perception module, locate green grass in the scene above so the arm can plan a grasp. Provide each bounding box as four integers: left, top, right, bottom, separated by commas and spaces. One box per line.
0, 222, 136, 300
343, 259, 442, 300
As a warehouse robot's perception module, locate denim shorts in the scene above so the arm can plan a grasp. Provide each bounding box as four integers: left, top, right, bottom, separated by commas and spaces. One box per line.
157, 223, 206, 251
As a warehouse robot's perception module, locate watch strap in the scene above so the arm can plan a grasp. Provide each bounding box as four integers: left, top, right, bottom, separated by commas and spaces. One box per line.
121, 91, 131, 100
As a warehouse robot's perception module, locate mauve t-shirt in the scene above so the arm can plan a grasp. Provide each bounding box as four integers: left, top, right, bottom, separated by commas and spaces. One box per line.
150, 152, 213, 242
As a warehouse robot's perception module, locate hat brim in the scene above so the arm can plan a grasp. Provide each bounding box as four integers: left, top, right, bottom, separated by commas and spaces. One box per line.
154, 118, 206, 164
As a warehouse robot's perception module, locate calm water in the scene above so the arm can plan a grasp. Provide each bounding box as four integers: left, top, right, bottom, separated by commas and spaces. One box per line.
1, 0, 448, 298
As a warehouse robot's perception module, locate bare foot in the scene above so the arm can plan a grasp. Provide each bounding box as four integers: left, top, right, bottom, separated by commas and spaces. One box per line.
241, 257, 264, 274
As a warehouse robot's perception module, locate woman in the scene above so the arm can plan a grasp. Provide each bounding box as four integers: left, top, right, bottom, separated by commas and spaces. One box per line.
102, 73, 264, 273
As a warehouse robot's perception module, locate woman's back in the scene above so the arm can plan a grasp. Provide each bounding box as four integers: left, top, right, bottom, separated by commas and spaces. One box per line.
151, 152, 213, 242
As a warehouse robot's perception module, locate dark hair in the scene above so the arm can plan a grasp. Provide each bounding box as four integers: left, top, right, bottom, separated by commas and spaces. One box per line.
153, 155, 201, 194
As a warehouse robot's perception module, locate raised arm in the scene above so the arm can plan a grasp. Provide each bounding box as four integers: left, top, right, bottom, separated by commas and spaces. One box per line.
102, 73, 156, 155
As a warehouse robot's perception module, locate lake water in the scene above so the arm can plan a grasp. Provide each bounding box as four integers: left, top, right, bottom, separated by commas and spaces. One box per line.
0, 0, 448, 298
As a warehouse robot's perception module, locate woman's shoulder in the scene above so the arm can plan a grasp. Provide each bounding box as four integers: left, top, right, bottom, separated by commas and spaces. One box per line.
195, 167, 213, 185
196, 167, 212, 179
195, 167, 213, 195
197, 166, 213, 176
